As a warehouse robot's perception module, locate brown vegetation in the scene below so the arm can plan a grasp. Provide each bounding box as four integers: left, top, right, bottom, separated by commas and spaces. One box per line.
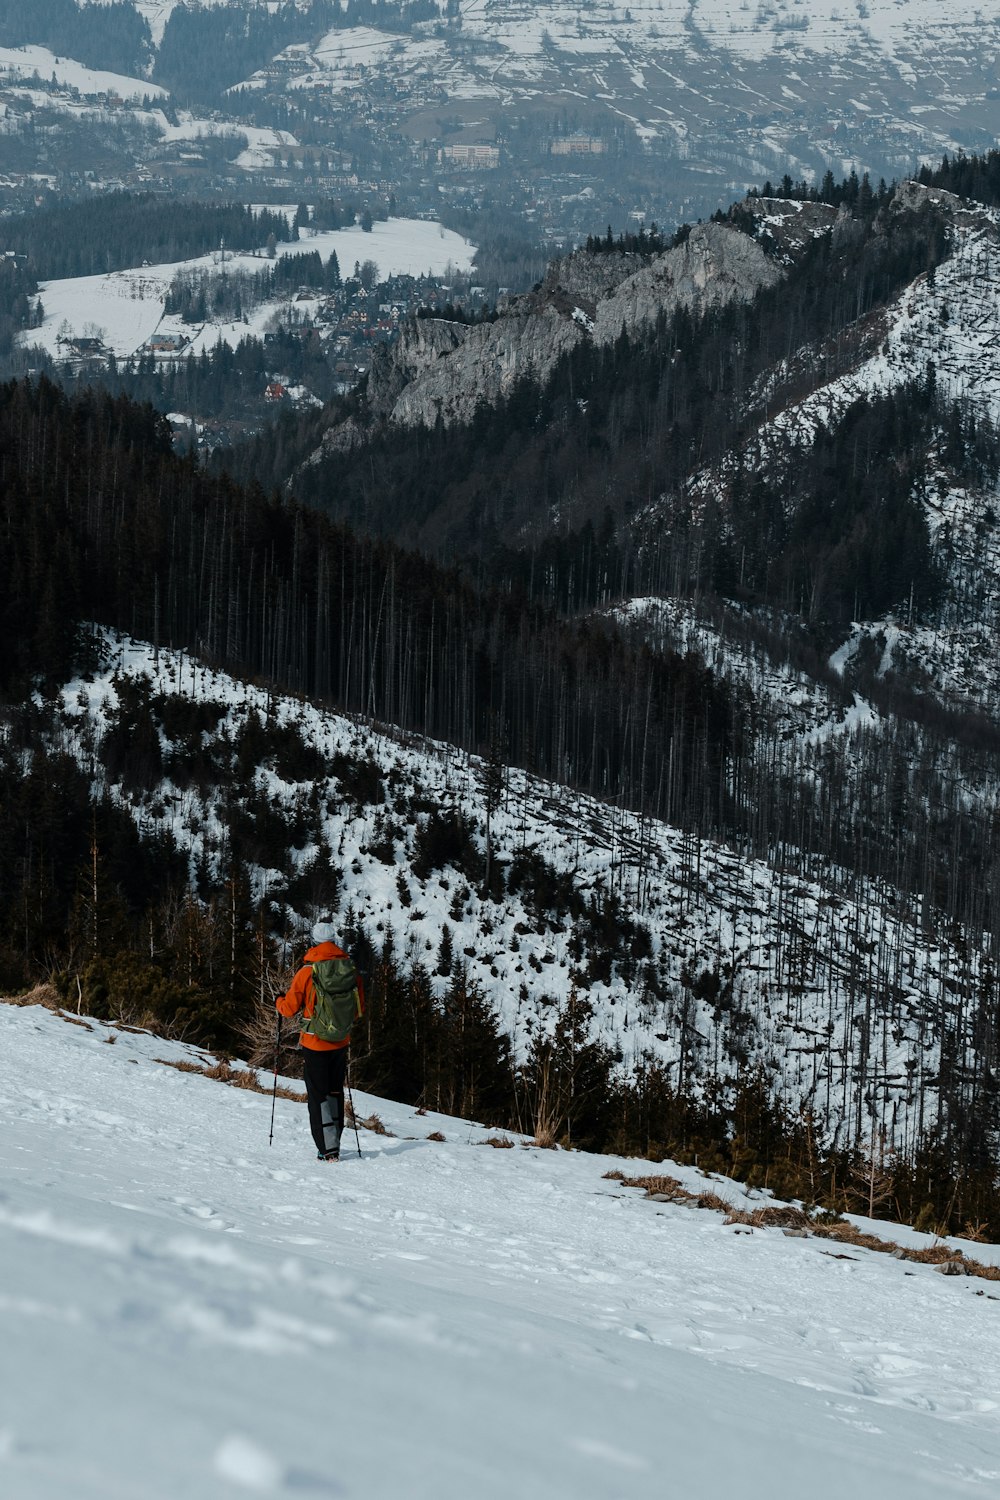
604, 1171, 1000, 1282
154, 1056, 306, 1102
3, 983, 62, 1011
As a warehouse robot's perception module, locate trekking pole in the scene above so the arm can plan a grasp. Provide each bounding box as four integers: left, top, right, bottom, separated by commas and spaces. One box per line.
269, 1015, 282, 1146
346, 1062, 362, 1159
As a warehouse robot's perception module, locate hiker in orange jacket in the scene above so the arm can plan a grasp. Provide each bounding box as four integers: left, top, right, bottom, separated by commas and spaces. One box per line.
276, 922, 365, 1162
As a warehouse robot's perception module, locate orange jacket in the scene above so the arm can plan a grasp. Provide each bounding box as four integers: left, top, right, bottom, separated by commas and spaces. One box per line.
276, 941, 365, 1051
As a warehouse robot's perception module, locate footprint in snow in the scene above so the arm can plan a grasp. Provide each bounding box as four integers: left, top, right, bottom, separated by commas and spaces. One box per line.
171, 1198, 239, 1233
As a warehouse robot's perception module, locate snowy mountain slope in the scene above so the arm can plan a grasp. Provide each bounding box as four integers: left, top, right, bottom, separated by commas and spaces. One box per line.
237, 0, 1000, 151
42, 627, 997, 1158
18, 0, 997, 238
747, 192, 1000, 455
612, 595, 861, 740
2, 998, 999, 1500
680, 185, 1000, 720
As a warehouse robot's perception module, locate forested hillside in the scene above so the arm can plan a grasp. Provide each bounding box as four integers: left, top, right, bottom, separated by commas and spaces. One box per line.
0, 196, 294, 282
7, 161, 1000, 1233
0, 0, 151, 76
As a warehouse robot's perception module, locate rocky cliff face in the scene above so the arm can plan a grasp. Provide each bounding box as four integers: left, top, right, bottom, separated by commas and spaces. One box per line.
372, 301, 585, 428
307, 214, 820, 464
589, 223, 783, 345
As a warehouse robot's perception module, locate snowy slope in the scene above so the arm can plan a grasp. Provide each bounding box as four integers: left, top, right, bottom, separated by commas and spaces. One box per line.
675, 188, 1000, 720
760, 207, 1000, 447
0, 43, 165, 101
225, 0, 1000, 174
2, 998, 999, 1500
612, 595, 848, 742
41, 627, 996, 1159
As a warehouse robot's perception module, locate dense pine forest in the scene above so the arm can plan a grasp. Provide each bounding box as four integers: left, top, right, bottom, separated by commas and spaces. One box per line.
0, 197, 295, 283
0, 0, 152, 77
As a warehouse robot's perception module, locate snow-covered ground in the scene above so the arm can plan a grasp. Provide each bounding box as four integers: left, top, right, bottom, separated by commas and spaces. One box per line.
762, 216, 1000, 444
613, 595, 849, 742
0, 43, 164, 101
22, 219, 476, 362
1, 998, 998, 1499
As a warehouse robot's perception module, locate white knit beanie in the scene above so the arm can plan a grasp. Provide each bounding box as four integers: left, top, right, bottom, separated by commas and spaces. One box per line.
311, 921, 339, 945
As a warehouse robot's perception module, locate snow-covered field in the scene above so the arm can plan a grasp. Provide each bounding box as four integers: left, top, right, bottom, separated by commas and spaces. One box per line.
22, 219, 476, 362
1, 998, 998, 1499
0, 43, 164, 101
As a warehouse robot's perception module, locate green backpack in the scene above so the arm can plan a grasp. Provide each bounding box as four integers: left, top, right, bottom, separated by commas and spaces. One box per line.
300, 957, 361, 1044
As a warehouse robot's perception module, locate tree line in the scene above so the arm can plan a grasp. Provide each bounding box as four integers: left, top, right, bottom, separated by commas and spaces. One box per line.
1, 195, 295, 282
0, 0, 151, 77
163, 249, 343, 324
153, 0, 440, 104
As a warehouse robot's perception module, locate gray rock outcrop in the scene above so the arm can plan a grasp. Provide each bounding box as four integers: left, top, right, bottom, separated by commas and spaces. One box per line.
308, 218, 804, 454
590, 222, 782, 345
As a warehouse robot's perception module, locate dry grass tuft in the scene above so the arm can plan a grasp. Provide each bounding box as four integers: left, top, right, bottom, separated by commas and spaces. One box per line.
427, 1131, 446, 1142
202, 1059, 235, 1082
481, 1135, 515, 1149
272, 1083, 308, 1103
153, 1056, 306, 1102
605, 1170, 1000, 1283
2, 983, 61, 1011
604, 1170, 686, 1199
358, 1112, 391, 1136
230, 1067, 264, 1092
726, 1205, 813, 1231
531, 1124, 558, 1149
696, 1190, 735, 1212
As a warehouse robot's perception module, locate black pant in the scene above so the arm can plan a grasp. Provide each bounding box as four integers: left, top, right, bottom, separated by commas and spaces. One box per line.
302, 1047, 348, 1155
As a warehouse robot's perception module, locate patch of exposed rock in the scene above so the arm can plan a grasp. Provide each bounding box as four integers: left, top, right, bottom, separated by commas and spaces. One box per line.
892, 180, 967, 218
366, 300, 584, 429
540, 248, 645, 314
890, 178, 997, 237
590, 222, 782, 345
